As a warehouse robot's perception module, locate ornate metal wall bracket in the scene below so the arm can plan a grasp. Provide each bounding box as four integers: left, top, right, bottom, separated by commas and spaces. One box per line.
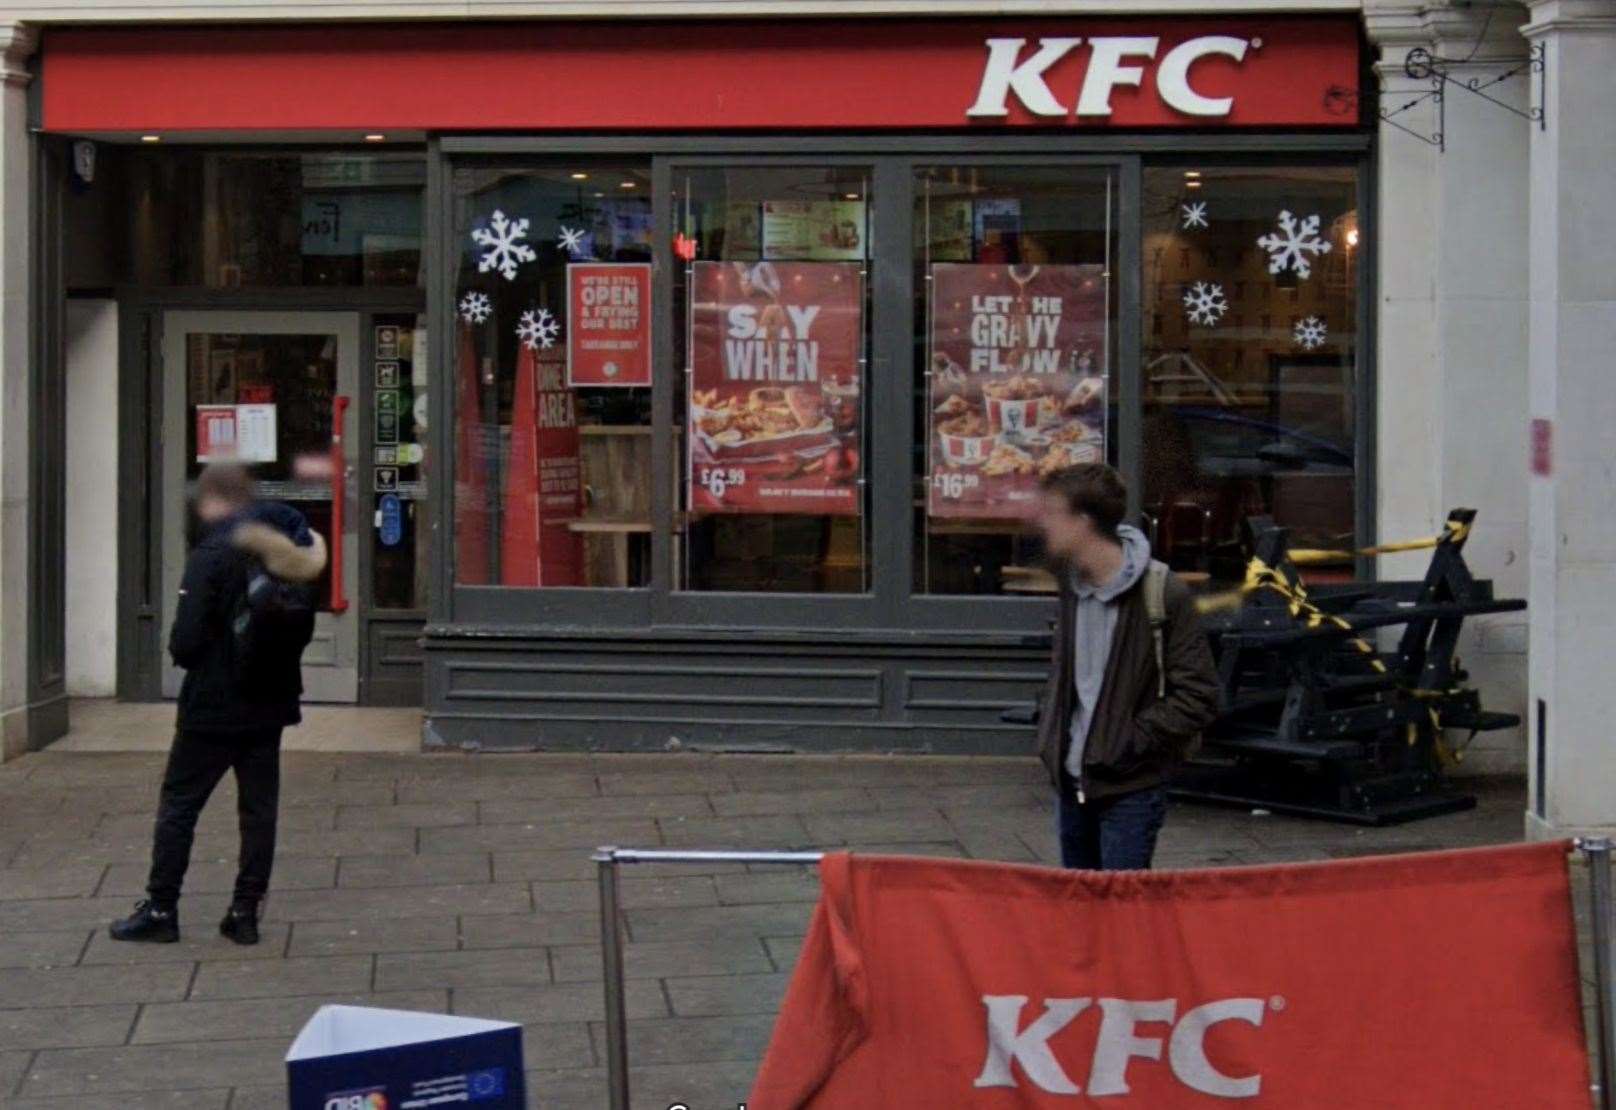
1327, 41, 1545, 153
1325, 80, 1443, 150
1381, 80, 1446, 150
1404, 42, 1546, 131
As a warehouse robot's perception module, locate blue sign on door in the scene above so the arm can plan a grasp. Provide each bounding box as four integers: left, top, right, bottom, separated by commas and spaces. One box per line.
378, 493, 403, 547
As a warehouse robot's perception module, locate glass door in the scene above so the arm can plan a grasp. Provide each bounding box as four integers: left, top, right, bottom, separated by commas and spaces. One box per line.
160, 310, 362, 702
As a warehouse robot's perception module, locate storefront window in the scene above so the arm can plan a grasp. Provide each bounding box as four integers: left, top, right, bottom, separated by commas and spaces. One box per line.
451, 161, 654, 588
673, 166, 871, 593
1141, 165, 1359, 583
914, 165, 1118, 595
125, 151, 424, 287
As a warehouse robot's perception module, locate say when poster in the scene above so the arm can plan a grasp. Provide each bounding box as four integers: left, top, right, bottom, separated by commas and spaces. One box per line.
688, 261, 863, 515
927, 263, 1108, 520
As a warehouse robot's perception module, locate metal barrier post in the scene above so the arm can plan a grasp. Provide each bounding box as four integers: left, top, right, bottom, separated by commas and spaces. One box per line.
1583, 837, 1616, 1110
595, 848, 631, 1110
593, 848, 825, 1106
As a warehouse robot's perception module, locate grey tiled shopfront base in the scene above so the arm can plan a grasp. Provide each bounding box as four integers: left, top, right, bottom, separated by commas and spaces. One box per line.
0, 748, 1581, 1107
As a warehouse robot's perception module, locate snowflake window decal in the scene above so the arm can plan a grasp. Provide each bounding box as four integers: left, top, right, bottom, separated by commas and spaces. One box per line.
1182, 281, 1229, 327
1257, 210, 1333, 280
458, 291, 491, 325
557, 226, 588, 257
1181, 202, 1209, 231
1294, 316, 1328, 351
471, 210, 536, 282
516, 307, 560, 351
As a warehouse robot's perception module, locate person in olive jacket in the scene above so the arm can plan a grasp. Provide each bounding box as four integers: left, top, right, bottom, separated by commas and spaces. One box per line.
1034, 463, 1220, 870
111, 463, 325, 945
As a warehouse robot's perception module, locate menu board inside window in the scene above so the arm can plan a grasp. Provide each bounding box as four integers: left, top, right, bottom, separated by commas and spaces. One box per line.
927, 263, 1108, 519
688, 261, 864, 515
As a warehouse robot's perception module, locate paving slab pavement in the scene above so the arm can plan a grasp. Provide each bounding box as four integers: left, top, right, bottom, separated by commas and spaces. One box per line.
0, 745, 1568, 1107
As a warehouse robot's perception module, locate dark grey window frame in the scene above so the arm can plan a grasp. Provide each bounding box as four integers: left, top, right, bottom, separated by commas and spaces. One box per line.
115, 287, 428, 703
103, 142, 432, 701
31, 135, 69, 744
431, 133, 1374, 640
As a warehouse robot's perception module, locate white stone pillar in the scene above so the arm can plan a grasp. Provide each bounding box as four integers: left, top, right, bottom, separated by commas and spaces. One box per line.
1365, 3, 1533, 775
1523, 0, 1616, 835
0, 23, 36, 762
1366, 5, 1444, 574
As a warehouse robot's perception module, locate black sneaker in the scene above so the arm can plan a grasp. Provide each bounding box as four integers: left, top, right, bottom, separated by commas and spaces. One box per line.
109, 900, 179, 943
219, 901, 260, 946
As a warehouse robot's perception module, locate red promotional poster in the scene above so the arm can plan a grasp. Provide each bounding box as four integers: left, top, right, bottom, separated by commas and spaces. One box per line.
928, 263, 1108, 520
567, 262, 652, 387
195, 404, 238, 462
688, 261, 863, 515
500, 344, 583, 587
751, 844, 1591, 1109
453, 322, 491, 584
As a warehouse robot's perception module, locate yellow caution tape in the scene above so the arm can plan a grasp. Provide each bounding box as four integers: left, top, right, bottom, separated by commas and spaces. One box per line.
1197, 555, 1387, 673
1288, 519, 1472, 566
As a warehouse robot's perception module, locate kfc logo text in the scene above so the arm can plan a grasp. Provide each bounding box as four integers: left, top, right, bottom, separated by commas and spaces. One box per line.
967, 35, 1252, 119
975, 995, 1268, 1098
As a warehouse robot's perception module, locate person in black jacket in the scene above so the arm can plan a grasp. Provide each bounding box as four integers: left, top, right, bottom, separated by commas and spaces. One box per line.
111, 463, 325, 945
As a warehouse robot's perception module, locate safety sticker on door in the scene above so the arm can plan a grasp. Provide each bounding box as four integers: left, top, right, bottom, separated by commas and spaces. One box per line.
378, 493, 404, 547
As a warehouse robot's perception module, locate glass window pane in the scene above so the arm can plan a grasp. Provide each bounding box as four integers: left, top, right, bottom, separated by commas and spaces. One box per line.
370, 313, 430, 611
126, 151, 424, 288
451, 162, 654, 588
185, 331, 339, 611
1141, 165, 1359, 585
914, 165, 1119, 596
673, 166, 871, 594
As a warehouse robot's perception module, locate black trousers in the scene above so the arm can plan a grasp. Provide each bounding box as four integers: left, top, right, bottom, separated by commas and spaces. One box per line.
146, 728, 283, 907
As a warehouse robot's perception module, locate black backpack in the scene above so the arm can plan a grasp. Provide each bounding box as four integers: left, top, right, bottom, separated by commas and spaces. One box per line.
230, 559, 317, 685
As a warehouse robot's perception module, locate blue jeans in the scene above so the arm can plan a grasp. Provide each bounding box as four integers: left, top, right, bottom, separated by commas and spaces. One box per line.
1057, 781, 1167, 870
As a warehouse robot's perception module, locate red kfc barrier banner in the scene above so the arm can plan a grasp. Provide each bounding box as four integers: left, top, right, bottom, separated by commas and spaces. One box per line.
751, 843, 1590, 1108
689, 261, 863, 516
568, 263, 652, 388
928, 264, 1108, 520
500, 344, 583, 587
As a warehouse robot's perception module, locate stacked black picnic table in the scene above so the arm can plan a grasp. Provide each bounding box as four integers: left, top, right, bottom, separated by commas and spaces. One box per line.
1174, 508, 1524, 825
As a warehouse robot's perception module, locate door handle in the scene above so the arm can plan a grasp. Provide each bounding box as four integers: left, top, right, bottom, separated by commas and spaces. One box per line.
330, 394, 350, 614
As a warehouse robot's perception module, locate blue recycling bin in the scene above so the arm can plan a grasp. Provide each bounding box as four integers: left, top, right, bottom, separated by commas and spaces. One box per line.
286, 1005, 525, 1109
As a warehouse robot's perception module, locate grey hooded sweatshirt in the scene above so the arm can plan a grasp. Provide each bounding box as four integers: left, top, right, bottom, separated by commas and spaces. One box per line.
1064, 524, 1153, 782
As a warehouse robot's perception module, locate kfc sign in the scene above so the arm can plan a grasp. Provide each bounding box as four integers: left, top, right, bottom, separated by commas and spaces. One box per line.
976, 995, 1267, 1099
969, 35, 1254, 119
45, 18, 1362, 134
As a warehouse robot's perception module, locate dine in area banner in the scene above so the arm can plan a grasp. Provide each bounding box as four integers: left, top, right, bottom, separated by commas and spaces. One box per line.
749, 842, 1591, 1108
40, 18, 1361, 134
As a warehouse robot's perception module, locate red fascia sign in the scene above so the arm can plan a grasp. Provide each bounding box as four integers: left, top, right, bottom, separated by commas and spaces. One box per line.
41, 18, 1360, 133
